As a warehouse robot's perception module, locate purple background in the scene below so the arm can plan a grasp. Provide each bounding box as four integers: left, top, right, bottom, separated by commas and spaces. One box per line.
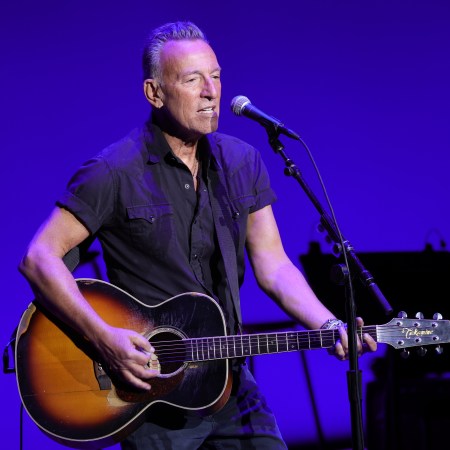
2, 1, 449, 448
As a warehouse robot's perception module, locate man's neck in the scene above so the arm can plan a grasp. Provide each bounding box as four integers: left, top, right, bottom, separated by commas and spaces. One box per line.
163, 131, 198, 161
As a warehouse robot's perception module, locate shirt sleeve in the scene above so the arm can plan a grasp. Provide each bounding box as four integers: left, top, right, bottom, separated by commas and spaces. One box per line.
56, 156, 115, 235
248, 148, 277, 214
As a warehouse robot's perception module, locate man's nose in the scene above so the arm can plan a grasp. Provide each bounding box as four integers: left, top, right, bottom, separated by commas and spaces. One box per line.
202, 77, 218, 99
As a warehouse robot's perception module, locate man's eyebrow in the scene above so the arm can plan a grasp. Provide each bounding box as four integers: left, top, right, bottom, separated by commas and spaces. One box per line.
182, 66, 222, 76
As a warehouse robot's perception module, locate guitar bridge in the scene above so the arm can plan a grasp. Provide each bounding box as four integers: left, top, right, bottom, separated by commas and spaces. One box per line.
94, 361, 112, 390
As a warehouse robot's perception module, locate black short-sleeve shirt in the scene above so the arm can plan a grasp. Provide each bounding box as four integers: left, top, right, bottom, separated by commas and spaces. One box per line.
57, 121, 276, 330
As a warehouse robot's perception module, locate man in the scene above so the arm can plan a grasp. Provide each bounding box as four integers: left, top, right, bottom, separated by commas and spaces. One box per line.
19, 21, 376, 449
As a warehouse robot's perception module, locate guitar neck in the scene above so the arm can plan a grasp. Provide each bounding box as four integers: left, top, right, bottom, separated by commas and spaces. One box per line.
183, 326, 377, 362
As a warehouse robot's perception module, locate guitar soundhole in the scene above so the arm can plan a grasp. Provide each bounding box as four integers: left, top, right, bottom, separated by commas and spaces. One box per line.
149, 328, 187, 377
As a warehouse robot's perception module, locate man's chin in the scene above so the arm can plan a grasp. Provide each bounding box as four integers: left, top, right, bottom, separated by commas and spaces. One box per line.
204, 117, 219, 134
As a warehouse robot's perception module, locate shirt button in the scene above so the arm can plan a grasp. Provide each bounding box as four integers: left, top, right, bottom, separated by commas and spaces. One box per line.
193, 254, 198, 259
185, 183, 190, 189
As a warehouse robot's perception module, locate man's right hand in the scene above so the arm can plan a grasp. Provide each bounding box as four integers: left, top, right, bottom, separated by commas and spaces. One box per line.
93, 325, 160, 391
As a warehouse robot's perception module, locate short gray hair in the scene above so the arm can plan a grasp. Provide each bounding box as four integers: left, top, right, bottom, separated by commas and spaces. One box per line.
142, 21, 208, 81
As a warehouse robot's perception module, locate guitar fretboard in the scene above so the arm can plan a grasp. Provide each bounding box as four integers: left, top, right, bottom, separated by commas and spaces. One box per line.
187, 331, 338, 361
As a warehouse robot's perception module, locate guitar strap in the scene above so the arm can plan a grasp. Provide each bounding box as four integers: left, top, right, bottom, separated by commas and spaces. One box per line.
62, 245, 81, 272
207, 164, 243, 330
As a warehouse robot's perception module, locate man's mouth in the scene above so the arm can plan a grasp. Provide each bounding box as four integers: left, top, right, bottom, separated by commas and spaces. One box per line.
198, 106, 215, 114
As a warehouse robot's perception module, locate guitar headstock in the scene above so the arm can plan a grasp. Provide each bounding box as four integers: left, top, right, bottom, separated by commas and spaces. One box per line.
378, 311, 450, 355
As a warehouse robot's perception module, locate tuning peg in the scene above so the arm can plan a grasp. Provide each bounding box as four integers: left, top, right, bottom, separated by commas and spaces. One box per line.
415, 312, 424, 320
433, 313, 443, 320
417, 347, 427, 357
435, 345, 444, 355
398, 311, 408, 319
332, 243, 342, 256
400, 349, 410, 359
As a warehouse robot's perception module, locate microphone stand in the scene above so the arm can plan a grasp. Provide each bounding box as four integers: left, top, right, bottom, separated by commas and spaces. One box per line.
265, 128, 393, 450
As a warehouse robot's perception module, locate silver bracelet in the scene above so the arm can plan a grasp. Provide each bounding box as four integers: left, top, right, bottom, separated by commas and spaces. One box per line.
320, 318, 345, 330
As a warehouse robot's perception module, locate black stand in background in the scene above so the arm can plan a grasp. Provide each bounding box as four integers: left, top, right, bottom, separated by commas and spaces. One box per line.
300, 244, 450, 449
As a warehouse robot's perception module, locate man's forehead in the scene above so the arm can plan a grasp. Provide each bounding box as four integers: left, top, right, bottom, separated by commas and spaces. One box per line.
160, 39, 219, 71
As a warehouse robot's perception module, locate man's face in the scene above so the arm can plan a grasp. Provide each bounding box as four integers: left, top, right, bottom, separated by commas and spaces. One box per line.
156, 39, 221, 140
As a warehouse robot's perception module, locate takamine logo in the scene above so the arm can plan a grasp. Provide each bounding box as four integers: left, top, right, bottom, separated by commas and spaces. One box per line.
402, 327, 434, 338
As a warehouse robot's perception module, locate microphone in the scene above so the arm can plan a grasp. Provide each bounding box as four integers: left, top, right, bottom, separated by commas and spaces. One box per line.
230, 95, 300, 140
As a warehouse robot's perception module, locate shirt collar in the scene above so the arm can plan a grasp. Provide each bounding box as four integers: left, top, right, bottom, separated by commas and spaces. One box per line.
143, 116, 221, 172
143, 119, 171, 164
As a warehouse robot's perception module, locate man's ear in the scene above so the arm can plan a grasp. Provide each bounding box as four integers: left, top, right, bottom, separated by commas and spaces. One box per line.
143, 79, 163, 108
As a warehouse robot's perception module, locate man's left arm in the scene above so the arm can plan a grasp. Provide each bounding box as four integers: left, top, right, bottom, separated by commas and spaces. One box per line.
245, 205, 377, 359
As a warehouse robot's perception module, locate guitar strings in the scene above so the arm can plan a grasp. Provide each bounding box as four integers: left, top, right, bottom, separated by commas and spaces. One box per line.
149, 323, 440, 365
147, 325, 430, 364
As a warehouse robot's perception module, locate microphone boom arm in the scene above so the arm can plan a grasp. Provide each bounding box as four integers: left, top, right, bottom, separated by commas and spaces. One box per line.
267, 130, 392, 315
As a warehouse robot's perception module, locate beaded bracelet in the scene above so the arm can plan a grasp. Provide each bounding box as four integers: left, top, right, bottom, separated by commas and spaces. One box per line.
320, 318, 345, 330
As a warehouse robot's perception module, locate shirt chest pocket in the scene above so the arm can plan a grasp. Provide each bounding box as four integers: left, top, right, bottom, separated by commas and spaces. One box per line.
126, 204, 174, 256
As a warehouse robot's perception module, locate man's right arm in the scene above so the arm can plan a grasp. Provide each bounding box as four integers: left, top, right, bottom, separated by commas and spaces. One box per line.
19, 207, 158, 390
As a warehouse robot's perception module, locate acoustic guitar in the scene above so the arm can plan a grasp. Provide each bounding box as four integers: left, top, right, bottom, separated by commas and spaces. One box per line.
15, 278, 449, 449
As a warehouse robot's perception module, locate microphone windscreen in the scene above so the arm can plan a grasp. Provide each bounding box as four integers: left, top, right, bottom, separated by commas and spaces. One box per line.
230, 95, 251, 116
